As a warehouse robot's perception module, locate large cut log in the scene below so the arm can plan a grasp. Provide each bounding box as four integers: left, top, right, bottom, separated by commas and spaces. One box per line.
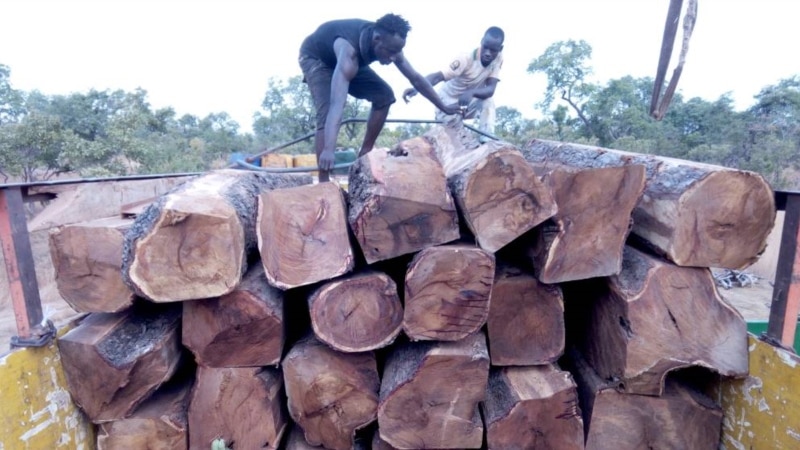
347, 145, 460, 264
565, 245, 749, 395
96, 371, 192, 450
48, 216, 136, 313
283, 335, 380, 450
424, 125, 557, 252
378, 332, 490, 449
284, 423, 370, 450
403, 244, 495, 341
258, 181, 354, 289
564, 348, 723, 450
522, 139, 776, 269
483, 365, 584, 450
122, 169, 311, 302
487, 263, 565, 365
182, 263, 284, 367
517, 143, 646, 282
308, 270, 403, 353
188, 366, 287, 450
57, 304, 183, 423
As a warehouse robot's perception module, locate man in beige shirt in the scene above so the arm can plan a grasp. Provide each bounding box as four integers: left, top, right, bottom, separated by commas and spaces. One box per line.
403, 27, 504, 137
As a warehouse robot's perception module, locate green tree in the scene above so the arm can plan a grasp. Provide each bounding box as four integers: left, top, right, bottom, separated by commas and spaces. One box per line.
254, 76, 369, 154
528, 39, 598, 138
0, 64, 25, 125
0, 113, 85, 182
739, 76, 800, 187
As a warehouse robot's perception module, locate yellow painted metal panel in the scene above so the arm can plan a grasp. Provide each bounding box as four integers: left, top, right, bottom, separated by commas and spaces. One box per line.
0, 335, 94, 449
717, 335, 800, 450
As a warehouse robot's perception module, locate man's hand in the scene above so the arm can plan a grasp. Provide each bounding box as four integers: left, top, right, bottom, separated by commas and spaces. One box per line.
318, 149, 335, 171
440, 102, 463, 116
402, 88, 418, 103
458, 92, 473, 108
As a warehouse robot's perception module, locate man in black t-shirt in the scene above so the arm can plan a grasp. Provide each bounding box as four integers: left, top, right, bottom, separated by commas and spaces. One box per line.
299, 13, 459, 182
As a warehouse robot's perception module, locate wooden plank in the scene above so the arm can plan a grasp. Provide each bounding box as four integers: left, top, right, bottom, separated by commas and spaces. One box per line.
767, 193, 800, 348
0, 187, 43, 339
716, 335, 800, 450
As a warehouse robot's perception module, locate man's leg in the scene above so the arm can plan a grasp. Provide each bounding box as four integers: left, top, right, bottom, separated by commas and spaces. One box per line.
299, 55, 334, 182
348, 67, 395, 157
313, 128, 330, 182
476, 98, 496, 137
359, 104, 390, 157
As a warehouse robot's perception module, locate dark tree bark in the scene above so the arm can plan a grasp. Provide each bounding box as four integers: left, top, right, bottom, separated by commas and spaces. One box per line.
57, 304, 183, 423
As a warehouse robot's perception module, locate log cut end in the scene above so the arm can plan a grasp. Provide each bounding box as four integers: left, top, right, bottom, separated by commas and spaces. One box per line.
126, 196, 245, 302
459, 148, 557, 252
49, 217, 135, 313
484, 365, 584, 450
188, 366, 287, 450
378, 332, 489, 449
57, 304, 183, 422
348, 142, 460, 264
283, 336, 379, 450
488, 264, 565, 365
258, 182, 354, 289
578, 247, 749, 395
670, 170, 776, 269
533, 165, 646, 283
309, 271, 403, 353
631, 165, 776, 270
403, 245, 495, 341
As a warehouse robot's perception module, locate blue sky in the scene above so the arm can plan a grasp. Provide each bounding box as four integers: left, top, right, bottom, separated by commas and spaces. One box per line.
2, 0, 799, 133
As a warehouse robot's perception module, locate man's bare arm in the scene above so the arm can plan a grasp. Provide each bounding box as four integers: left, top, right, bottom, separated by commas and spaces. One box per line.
402, 71, 445, 102
395, 55, 459, 115
320, 38, 359, 170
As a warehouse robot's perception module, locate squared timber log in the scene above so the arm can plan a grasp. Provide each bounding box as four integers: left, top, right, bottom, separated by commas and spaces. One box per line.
347, 145, 460, 264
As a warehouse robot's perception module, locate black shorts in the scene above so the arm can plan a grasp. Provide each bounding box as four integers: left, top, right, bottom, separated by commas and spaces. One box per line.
299, 54, 396, 130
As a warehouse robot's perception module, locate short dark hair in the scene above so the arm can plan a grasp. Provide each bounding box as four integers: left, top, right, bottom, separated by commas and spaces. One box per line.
376, 13, 411, 39
485, 26, 505, 43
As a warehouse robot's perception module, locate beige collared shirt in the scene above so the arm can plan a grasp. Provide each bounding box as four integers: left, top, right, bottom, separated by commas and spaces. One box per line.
437, 48, 503, 102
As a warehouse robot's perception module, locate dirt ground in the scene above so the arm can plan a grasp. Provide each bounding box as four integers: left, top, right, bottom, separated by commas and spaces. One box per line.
0, 183, 783, 355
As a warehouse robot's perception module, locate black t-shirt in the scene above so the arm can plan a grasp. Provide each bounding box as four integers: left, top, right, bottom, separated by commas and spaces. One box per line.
299, 18, 376, 68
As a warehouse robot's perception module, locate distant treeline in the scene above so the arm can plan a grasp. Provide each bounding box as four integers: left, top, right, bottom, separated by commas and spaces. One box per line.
1, 40, 798, 189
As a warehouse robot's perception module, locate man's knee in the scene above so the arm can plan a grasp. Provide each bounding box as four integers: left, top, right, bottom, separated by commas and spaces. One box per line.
371, 92, 396, 111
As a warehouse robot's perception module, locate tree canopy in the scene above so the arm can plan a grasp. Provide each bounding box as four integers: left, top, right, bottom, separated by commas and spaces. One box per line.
1, 50, 799, 190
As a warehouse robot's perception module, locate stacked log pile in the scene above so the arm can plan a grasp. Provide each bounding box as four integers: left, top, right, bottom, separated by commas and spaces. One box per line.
49, 133, 775, 449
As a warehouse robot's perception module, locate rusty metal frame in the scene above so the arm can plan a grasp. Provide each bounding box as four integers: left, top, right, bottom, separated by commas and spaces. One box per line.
0, 186, 51, 347
765, 190, 800, 350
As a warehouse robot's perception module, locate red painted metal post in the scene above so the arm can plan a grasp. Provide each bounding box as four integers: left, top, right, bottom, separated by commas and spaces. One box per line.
0, 187, 44, 340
